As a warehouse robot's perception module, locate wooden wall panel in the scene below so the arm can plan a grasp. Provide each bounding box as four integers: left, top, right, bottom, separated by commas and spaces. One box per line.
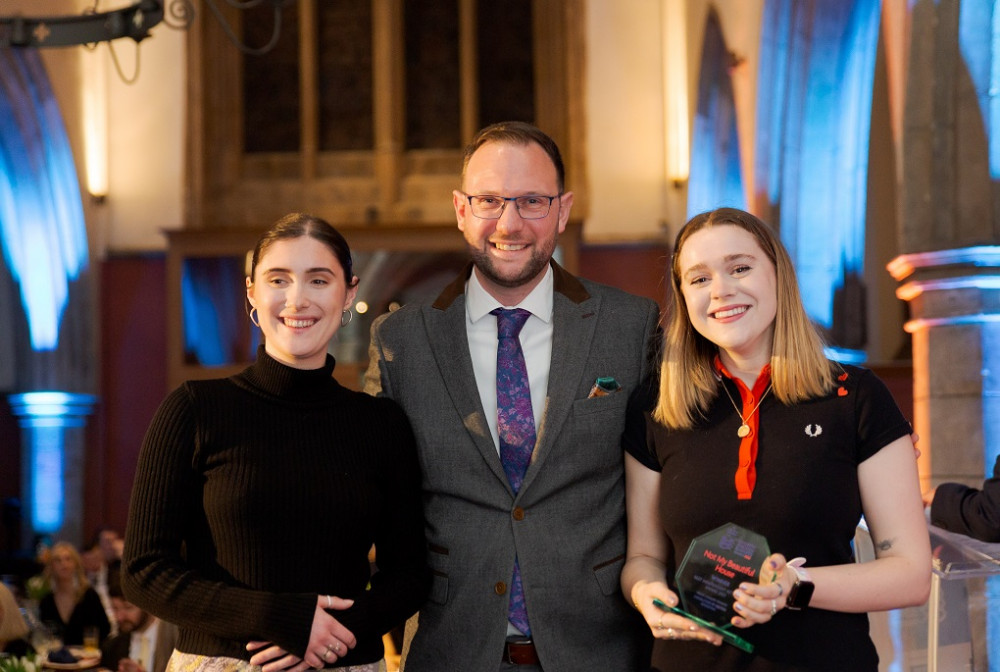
89, 255, 167, 537
579, 243, 671, 310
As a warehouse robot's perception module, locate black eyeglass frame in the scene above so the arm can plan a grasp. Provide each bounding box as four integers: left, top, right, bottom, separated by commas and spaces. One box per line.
462, 193, 561, 220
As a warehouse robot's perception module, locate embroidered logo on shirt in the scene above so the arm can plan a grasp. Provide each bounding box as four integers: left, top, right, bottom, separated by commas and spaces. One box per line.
805, 424, 823, 437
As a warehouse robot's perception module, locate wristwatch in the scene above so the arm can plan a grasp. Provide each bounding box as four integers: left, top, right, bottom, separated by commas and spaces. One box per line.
784, 558, 814, 610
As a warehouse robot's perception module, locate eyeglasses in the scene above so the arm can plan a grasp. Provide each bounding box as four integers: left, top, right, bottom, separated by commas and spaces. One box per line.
463, 194, 560, 220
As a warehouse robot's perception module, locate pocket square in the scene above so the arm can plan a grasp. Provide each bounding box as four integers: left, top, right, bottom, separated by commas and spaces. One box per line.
588, 376, 622, 398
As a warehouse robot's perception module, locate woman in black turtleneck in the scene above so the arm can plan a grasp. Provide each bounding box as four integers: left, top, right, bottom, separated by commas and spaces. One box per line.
122, 213, 429, 672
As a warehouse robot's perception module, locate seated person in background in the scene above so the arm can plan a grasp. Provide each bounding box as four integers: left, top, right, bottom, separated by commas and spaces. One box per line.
24, 535, 54, 603
100, 583, 177, 672
927, 455, 1000, 543
83, 526, 123, 637
38, 542, 111, 646
0, 581, 34, 657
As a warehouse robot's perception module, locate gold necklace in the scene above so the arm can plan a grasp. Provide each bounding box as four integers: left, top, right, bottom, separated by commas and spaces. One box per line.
720, 380, 772, 438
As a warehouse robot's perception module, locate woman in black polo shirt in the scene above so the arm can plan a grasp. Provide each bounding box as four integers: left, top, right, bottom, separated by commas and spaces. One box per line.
621, 207, 931, 671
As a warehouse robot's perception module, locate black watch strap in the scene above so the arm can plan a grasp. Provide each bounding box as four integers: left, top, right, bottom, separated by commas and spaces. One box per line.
784, 568, 814, 610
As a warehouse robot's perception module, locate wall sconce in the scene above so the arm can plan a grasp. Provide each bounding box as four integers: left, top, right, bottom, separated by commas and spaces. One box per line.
662, 0, 690, 188
82, 44, 108, 203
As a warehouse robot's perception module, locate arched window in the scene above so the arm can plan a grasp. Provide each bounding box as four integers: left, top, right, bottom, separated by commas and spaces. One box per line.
189, 0, 579, 228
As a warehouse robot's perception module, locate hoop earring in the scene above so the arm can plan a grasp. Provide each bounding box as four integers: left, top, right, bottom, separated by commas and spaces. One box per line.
249, 308, 260, 328
341, 309, 353, 327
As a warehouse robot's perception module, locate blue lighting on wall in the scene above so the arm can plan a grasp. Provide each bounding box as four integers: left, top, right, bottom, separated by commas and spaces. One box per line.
958, 0, 1000, 179
984, 320, 1000, 485
687, 11, 746, 218
0, 48, 89, 351
182, 256, 255, 366
30, 423, 64, 533
993, 6, 1000, 180
758, 3, 791, 206
8, 391, 97, 535
755, 0, 880, 348
182, 263, 230, 367
989, 576, 1000, 672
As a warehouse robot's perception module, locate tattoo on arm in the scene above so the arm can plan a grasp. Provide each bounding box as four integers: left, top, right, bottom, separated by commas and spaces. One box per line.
876, 538, 894, 552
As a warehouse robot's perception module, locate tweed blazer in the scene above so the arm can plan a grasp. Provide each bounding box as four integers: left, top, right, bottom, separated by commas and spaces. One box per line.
364, 261, 659, 671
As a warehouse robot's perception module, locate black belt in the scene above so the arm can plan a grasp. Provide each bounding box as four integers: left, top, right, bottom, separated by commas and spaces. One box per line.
502, 639, 540, 665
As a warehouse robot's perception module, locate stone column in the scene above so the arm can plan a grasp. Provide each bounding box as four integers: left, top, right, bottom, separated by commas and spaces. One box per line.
887, 249, 1000, 493
895, 0, 1000, 665
8, 392, 98, 549
898, 0, 1000, 488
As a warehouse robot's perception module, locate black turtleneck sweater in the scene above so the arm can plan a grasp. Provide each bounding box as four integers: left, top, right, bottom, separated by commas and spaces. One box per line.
122, 347, 430, 667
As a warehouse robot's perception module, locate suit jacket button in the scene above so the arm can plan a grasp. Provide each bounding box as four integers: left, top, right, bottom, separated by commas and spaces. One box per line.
512, 506, 525, 521
494, 581, 507, 595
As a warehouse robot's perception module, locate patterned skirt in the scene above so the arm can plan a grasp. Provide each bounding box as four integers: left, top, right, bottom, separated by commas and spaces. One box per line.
165, 650, 384, 672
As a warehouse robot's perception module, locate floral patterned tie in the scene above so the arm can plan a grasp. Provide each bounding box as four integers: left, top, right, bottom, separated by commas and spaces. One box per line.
492, 307, 534, 636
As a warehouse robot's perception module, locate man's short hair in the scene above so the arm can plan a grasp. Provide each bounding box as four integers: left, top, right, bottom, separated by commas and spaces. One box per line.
107, 572, 125, 600
461, 121, 566, 193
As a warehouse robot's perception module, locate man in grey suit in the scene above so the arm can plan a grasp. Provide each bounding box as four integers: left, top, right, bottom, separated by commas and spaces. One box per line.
364, 121, 658, 671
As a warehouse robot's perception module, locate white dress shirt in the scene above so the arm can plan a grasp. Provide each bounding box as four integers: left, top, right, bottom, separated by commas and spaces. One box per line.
128, 618, 160, 672
466, 265, 554, 455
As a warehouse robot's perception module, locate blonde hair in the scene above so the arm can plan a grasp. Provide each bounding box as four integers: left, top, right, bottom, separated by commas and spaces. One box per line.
654, 208, 835, 429
44, 541, 92, 603
0, 581, 29, 643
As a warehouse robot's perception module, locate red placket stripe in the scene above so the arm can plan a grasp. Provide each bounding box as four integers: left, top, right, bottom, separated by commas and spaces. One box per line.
715, 357, 772, 500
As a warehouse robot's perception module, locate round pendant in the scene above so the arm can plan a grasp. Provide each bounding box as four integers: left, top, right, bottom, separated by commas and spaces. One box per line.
737, 424, 751, 438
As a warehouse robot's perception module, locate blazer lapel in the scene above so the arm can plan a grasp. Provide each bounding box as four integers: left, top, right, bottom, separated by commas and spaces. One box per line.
424, 289, 512, 492
519, 269, 599, 493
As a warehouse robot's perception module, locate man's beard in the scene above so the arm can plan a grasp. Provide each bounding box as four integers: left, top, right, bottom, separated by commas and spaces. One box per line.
468, 240, 554, 289
118, 612, 150, 634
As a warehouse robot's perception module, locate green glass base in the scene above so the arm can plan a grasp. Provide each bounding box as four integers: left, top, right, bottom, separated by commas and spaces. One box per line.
652, 598, 754, 654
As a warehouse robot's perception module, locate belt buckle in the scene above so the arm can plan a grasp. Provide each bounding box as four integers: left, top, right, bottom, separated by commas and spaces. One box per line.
502, 644, 515, 664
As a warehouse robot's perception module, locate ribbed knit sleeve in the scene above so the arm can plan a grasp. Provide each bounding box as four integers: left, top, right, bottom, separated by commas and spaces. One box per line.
122, 384, 316, 659
332, 397, 431, 645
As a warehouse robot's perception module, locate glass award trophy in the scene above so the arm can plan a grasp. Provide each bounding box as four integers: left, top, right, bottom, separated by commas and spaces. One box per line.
655, 522, 770, 653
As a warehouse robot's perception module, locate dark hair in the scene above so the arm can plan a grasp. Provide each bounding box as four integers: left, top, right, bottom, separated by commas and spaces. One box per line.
107, 572, 124, 600
248, 213, 358, 288
87, 525, 118, 551
461, 121, 566, 193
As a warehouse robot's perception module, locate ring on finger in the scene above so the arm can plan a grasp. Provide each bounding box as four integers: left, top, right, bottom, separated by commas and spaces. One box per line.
333, 642, 341, 654
655, 614, 665, 630
775, 582, 784, 597
770, 599, 777, 616
665, 627, 677, 639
